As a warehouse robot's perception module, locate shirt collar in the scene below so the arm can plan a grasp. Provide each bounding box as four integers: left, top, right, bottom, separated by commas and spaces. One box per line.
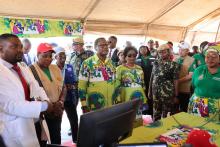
0, 58, 13, 69
24, 53, 29, 57
110, 47, 117, 51
204, 65, 220, 74
109, 48, 117, 54
94, 54, 110, 64
75, 49, 86, 56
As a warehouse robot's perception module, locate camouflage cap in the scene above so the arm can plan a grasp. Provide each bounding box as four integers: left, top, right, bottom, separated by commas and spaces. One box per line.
72, 37, 84, 45
157, 44, 170, 51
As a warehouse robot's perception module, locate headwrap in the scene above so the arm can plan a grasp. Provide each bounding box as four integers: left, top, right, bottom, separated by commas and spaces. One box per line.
205, 42, 220, 55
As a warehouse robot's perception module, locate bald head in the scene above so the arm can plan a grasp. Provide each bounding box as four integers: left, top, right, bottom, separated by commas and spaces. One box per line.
0, 33, 23, 64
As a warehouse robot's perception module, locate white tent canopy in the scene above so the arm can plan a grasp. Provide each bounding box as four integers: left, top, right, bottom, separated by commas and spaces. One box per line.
1, 0, 220, 44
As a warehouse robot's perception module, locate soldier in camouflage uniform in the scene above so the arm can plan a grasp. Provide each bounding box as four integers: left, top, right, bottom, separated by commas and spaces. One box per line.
67, 37, 94, 80
148, 44, 179, 121
66, 37, 93, 136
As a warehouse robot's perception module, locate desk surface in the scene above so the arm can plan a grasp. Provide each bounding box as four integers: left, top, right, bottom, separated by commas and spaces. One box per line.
121, 112, 220, 146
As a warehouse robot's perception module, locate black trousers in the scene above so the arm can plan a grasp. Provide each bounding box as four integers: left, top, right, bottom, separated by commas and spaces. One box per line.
178, 93, 191, 112
64, 101, 78, 142
144, 98, 153, 116
45, 116, 62, 145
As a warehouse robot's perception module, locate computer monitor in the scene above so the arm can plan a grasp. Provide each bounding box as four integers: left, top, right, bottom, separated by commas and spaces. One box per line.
77, 99, 141, 147
116, 142, 168, 147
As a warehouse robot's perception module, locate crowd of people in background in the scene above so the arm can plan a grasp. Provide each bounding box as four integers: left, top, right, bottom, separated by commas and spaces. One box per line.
0, 33, 220, 147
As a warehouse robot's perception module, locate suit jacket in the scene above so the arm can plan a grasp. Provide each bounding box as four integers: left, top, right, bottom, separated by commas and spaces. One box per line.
22, 54, 32, 66
111, 48, 119, 66
0, 59, 49, 147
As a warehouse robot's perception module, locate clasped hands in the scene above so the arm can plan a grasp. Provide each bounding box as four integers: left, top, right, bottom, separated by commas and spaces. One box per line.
45, 101, 64, 118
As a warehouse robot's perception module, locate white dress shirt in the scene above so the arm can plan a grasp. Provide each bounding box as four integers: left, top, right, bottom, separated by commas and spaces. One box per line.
108, 47, 117, 58
24, 53, 31, 64
0, 58, 49, 147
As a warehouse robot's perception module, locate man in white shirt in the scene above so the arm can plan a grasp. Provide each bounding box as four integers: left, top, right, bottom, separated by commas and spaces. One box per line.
0, 33, 53, 147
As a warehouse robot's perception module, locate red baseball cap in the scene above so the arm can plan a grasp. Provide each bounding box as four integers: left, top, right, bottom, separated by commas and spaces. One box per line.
186, 129, 217, 147
37, 43, 55, 53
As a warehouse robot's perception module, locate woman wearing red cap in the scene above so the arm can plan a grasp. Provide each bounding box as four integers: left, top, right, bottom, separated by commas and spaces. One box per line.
30, 43, 66, 145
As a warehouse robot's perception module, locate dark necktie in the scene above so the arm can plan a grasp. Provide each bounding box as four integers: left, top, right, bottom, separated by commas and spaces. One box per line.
12, 64, 30, 101
27, 54, 31, 65
108, 49, 112, 58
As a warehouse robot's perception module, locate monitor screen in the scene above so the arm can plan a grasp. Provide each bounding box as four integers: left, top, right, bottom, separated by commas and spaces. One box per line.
77, 99, 141, 147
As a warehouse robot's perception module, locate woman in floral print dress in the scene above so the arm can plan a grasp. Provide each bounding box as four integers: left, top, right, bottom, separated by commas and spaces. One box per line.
115, 46, 147, 121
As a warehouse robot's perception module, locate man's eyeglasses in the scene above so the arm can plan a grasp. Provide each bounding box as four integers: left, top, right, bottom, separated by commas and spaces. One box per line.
72, 43, 83, 46
158, 50, 168, 54
127, 54, 137, 58
98, 44, 108, 47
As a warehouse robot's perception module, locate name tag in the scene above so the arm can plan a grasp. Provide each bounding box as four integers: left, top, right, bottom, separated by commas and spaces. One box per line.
198, 74, 203, 80
213, 77, 220, 81
67, 67, 72, 72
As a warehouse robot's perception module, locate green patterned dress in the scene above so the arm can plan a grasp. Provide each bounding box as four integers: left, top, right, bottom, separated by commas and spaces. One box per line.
188, 65, 220, 122
115, 65, 147, 120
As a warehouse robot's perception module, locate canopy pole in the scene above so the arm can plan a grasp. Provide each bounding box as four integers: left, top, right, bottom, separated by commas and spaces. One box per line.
143, 24, 149, 43
147, 0, 184, 24
214, 21, 220, 42
180, 27, 188, 41
82, 0, 102, 22
190, 31, 197, 46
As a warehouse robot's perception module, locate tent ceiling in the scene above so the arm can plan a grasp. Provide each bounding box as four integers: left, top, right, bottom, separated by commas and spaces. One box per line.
0, 0, 92, 20
0, 0, 220, 42
154, 0, 220, 27
87, 0, 172, 23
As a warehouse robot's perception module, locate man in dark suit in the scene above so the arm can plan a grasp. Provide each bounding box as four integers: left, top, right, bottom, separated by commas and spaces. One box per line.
22, 38, 33, 66
108, 36, 119, 66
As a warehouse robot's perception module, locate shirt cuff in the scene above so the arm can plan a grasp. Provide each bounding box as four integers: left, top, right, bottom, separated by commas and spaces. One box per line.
41, 101, 48, 112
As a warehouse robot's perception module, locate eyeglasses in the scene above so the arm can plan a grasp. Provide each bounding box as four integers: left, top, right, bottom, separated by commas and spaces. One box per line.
127, 54, 137, 58
206, 55, 219, 59
72, 43, 83, 46
98, 44, 108, 47
158, 50, 168, 54
41, 54, 53, 59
